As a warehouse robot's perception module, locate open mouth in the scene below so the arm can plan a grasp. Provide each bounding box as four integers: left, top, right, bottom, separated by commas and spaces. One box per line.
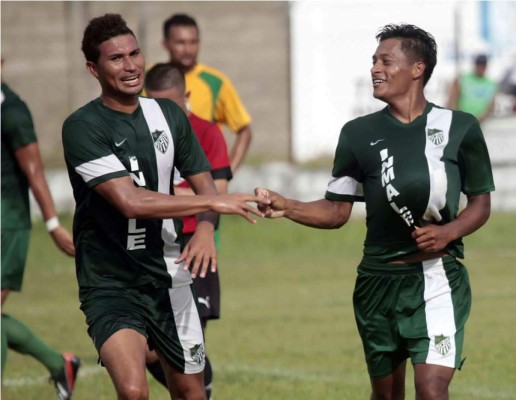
372, 79, 385, 87
121, 75, 140, 86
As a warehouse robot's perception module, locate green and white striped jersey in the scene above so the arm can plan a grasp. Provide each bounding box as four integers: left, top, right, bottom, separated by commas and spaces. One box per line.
63, 97, 210, 288
325, 103, 495, 261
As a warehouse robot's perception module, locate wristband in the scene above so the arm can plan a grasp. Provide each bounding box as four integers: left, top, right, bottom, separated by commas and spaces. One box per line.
45, 216, 60, 232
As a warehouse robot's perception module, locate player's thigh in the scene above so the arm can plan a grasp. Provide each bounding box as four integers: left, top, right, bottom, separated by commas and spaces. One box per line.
1, 229, 30, 292
414, 363, 455, 398
100, 328, 149, 396
157, 351, 205, 400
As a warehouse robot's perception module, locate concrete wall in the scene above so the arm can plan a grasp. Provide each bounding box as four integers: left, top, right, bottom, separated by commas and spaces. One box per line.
1, 1, 291, 167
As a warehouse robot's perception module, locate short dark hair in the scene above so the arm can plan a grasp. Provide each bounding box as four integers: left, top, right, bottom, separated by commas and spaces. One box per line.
163, 13, 198, 39
145, 63, 185, 92
376, 24, 437, 86
474, 54, 488, 65
82, 13, 135, 63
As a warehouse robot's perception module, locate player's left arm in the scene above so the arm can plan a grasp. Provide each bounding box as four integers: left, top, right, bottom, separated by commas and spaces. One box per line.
412, 193, 491, 253
176, 171, 219, 279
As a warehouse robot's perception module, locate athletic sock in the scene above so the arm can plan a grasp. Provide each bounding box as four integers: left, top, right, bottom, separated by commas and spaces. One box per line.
146, 360, 168, 388
205, 354, 213, 399
2, 313, 64, 377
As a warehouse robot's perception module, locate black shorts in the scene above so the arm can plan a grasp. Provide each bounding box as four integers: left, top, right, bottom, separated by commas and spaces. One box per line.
79, 283, 205, 374
184, 233, 221, 321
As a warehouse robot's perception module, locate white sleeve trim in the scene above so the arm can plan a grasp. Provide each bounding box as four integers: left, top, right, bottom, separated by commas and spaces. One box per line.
76, 154, 126, 183
327, 176, 363, 196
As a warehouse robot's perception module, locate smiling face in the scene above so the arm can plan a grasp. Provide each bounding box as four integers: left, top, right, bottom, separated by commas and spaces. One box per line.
371, 38, 422, 103
162, 25, 200, 71
86, 34, 144, 103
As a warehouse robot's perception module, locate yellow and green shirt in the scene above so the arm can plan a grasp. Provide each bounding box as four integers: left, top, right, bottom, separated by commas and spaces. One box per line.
185, 63, 251, 133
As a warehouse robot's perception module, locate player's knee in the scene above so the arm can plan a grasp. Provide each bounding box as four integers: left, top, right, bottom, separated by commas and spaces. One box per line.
414, 377, 449, 400
116, 382, 149, 400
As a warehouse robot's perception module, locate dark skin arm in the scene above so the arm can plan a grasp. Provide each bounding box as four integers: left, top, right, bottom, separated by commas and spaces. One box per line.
412, 193, 491, 252
14, 143, 75, 256
176, 173, 220, 279
94, 174, 267, 277
230, 125, 252, 173
254, 188, 353, 229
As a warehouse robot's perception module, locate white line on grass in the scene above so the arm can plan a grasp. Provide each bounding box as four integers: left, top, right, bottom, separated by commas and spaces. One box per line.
4, 363, 515, 399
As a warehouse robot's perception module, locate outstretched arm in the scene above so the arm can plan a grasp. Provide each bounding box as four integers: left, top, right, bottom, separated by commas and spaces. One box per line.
254, 188, 353, 229
14, 143, 75, 256
412, 193, 491, 252
95, 174, 266, 222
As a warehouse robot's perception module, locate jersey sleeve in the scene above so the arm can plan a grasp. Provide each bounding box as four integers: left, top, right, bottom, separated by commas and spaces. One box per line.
2, 101, 38, 149
62, 119, 128, 187
169, 106, 211, 178
325, 123, 364, 202
202, 123, 233, 181
215, 78, 252, 133
458, 119, 495, 195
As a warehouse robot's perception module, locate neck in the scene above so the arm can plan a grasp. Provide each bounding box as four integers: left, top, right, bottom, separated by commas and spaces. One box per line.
101, 93, 139, 113
387, 92, 427, 124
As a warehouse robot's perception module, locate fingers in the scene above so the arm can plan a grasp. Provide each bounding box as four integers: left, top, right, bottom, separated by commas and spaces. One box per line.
176, 237, 217, 278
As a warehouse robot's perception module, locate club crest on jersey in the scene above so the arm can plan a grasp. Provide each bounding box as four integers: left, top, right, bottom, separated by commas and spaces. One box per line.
427, 128, 444, 145
151, 129, 169, 154
434, 334, 451, 356
190, 343, 205, 364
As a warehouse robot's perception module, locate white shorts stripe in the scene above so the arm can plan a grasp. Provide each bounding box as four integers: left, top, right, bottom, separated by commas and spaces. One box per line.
423, 257, 457, 368
168, 285, 205, 374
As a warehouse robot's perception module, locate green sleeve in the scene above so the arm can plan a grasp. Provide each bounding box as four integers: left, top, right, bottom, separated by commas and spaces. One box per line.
458, 119, 495, 195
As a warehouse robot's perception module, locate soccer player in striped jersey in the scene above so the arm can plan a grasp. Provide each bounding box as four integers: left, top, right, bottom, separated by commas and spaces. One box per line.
256, 24, 494, 400
145, 62, 233, 400
62, 14, 265, 400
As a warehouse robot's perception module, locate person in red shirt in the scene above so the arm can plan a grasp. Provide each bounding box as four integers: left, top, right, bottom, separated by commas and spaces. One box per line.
145, 62, 232, 400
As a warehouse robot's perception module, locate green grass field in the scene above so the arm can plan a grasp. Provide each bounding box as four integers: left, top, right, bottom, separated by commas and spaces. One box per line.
2, 212, 515, 399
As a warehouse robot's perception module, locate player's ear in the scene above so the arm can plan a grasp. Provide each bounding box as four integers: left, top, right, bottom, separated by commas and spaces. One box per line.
185, 90, 191, 100
412, 61, 425, 82
86, 61, 100, 80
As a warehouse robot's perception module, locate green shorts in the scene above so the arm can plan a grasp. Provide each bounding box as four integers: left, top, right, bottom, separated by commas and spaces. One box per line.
1, 229, 30, 291
353, 256, 471, 379
79, 283, 205, 374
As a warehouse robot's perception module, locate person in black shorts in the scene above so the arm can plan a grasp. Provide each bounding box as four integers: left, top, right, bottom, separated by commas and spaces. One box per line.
144, 62, 233, 399
255, 24, 494, 399
62, 14, 265, 400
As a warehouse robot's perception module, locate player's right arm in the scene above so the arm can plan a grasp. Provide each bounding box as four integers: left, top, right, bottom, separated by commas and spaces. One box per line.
254, 188, 352, 229
93, 174, 263, 223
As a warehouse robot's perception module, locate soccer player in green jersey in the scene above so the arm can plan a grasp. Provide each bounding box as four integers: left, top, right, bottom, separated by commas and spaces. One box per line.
255, 24, 494, 400
62, 14, 265, 400
2, 67, 80, 398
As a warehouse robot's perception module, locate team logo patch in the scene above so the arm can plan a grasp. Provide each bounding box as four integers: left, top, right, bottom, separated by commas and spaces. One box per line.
190, 343, 205, 364
434, 334, 452, 356
426, 128, 444, 145
151, 129, 169, 154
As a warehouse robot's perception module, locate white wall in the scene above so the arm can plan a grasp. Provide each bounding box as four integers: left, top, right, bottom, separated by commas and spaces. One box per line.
290, 1, 516, 161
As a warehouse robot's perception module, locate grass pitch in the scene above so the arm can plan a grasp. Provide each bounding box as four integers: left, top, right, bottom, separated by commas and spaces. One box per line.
2, 212, 515, 399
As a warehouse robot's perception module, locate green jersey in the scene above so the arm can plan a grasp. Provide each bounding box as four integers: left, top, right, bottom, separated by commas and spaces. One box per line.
1, 83, 38, 230
325, 103, 495, 261
458, 72, 498, 118
62, 97, 210, 289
